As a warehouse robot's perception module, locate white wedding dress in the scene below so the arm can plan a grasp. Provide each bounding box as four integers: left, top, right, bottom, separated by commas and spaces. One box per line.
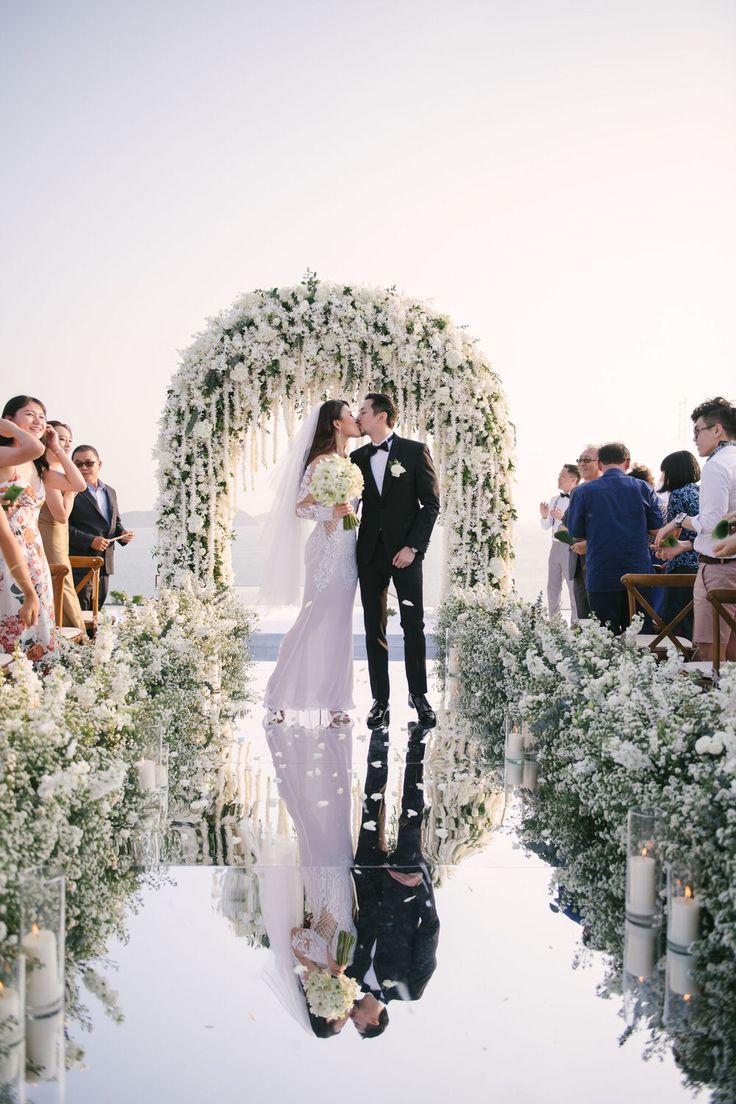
263, 458, 359, 719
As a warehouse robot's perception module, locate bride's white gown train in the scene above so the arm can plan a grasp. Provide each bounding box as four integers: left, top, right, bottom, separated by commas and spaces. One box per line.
263, 460, 358, 718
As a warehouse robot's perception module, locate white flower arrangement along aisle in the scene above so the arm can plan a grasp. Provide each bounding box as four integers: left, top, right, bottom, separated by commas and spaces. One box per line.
0, 580, 254, 1045
156, 272, 515, 590
437, 587, 736, 1100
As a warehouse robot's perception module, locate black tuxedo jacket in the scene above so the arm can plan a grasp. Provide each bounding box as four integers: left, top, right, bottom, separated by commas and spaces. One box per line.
350, 436, 440, 567
68, 484, 125, 576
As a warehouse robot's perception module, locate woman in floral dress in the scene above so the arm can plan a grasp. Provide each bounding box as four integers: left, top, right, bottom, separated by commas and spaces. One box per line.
0, 396, 86, 660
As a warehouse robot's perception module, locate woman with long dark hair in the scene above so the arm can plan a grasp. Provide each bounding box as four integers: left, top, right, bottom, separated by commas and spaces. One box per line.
656, 450, 701, 640
262, 399, 363, 723
0, 396, 85, 659
38, 420, 86, 633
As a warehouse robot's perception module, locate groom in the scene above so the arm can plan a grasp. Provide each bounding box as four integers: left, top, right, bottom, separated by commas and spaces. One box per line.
352, 393, 440, 730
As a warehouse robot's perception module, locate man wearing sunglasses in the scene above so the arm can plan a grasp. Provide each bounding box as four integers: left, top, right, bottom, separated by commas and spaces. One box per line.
566, 445, 601, 619
68, 445, 134, 609
655, 396, 736, 664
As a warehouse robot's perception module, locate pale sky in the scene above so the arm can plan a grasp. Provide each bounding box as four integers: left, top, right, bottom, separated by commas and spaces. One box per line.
2, 0, 735, 534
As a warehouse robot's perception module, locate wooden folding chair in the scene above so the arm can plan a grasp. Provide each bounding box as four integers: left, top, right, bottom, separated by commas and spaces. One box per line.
707, 588, 736, 677
48, 563, 86, 642
48, 564, 68, 627
620, 573, 697, 658
69, 555, 105, 638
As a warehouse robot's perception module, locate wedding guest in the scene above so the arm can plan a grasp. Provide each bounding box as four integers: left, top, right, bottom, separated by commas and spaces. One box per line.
69, 445, 134, 609
654, 451, 701, 640
539, 463, 580, 619
656, 397, 736, 664
565, 442, 663, 634
568, 445, 601, 618
629, 462, 665, 621
0, 396, 85, 660
38, 421, 86, 633
0, 416, 46, 650
629, 463, 655, 486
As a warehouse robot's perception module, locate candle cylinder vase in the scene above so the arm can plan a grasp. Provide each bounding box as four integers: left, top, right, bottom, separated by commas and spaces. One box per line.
666, 866, 701, 953
444, 674, 460, 712
445, 628, 460, 678
504, 713, 524, 762
625, 810, 662, 924
623, 919, 661, 981
19, 869, 65, 1018
0, 950, 25, 1090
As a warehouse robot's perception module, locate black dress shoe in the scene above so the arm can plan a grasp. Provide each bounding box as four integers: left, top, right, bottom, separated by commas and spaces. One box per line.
367, 700, 390, 729
408, 694, 436, 728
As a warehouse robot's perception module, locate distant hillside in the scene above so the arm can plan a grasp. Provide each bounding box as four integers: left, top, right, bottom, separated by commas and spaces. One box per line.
123, 508, 263, 527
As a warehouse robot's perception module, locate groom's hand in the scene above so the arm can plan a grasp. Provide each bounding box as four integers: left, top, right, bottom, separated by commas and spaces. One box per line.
392, 546, 416, 569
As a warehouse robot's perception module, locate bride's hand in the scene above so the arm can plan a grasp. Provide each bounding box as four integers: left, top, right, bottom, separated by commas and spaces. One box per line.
332, 502, 353, 520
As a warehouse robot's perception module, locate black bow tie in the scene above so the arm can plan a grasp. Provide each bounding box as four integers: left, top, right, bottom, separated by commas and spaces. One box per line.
369, 440, 391, 455
559, 492, 569, 498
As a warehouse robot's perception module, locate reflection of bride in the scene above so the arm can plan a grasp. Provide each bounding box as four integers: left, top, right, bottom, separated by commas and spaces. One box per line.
251, 720, 358, 1037
260, 400, 363, 725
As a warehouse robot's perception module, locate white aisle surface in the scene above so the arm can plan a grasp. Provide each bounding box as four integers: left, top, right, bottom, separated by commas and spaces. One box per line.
40, 663, 704, 1104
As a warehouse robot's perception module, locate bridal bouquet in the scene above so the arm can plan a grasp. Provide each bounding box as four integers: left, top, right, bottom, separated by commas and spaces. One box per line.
310, 456, 364, 530
304, 969, 360, 1022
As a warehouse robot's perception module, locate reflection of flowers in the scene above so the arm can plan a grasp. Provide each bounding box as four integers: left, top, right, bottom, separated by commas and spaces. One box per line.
424, 724, 505, 886
303, 969, 359, 1021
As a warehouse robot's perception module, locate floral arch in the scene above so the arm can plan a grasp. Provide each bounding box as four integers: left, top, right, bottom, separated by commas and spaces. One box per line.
156, 273, 515, 592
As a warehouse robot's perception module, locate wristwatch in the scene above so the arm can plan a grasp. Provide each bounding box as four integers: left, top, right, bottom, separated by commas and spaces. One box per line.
673, 512, 687, 526
410, 547, 418, 554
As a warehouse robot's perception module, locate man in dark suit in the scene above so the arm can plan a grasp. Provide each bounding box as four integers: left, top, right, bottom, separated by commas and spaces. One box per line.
352, 394, 440, 730
68, 445, 134, 608
348, 724, 439, 1038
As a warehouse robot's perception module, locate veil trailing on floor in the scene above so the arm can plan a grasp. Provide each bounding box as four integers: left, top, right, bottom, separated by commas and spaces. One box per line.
257, 403, 322, 610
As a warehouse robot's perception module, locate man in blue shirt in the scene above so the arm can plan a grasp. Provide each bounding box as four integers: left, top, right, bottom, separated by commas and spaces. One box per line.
565, 442, 663, 634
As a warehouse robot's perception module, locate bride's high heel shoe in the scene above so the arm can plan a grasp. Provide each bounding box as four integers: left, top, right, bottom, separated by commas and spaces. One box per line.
329, 711, 351, 727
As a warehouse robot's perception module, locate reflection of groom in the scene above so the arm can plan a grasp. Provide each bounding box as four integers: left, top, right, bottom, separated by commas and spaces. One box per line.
348, 726, 440, 1037
352, 393, 440, 730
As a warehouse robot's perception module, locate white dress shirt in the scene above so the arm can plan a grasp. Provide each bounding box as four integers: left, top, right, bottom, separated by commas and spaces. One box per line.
690, 443, 736, 557
369, 435, 394, 495
540, 492, 570, 535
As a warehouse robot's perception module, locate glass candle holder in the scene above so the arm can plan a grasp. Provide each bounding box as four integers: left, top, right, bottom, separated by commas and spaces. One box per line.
521, 758, 539, 792
504, 758, 524, 789
19, 868, 65, 1018
444, 674, 460, 711
0, 949, 25, 1090
666, 866, 701, 953
445, 628, 460, 678
504, 713, 524, 762
625, 810, 662, 923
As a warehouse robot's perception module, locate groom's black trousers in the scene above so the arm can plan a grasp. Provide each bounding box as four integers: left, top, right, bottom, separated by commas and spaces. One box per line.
358, 540, 427, 701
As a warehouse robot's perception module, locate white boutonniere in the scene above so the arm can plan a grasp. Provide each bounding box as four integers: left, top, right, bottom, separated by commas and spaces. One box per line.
390, 460, 406, 478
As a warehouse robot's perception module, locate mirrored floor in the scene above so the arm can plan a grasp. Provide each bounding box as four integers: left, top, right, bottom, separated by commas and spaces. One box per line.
14, 662, 714, 1103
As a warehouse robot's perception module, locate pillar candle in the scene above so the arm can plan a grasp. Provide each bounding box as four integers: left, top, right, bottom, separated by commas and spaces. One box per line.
447, 644, 460, 677
25, 1007, 63, 1080
137, 758, 157, 791
505, 729, 524, 760
667, 949, 699, 997
669, 892, 701, 948
627, 853, 657, 916
21, 927, 60, 1010
624, 920, 658, 979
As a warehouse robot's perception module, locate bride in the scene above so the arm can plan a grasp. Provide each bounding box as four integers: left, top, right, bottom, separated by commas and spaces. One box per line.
261, 400, 363, 724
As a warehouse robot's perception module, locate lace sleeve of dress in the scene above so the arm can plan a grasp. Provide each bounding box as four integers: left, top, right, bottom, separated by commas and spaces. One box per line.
295, 464, 334, 522
291, 927, 329, 964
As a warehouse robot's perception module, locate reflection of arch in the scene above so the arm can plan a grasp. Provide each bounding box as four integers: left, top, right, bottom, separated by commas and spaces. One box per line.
156, 274, 515, 590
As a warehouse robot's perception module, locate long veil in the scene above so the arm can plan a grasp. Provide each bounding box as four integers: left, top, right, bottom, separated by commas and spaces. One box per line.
257, 403, 322, 610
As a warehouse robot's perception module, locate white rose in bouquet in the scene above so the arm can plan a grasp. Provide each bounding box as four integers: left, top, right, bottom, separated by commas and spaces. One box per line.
310, 456, 364, 531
